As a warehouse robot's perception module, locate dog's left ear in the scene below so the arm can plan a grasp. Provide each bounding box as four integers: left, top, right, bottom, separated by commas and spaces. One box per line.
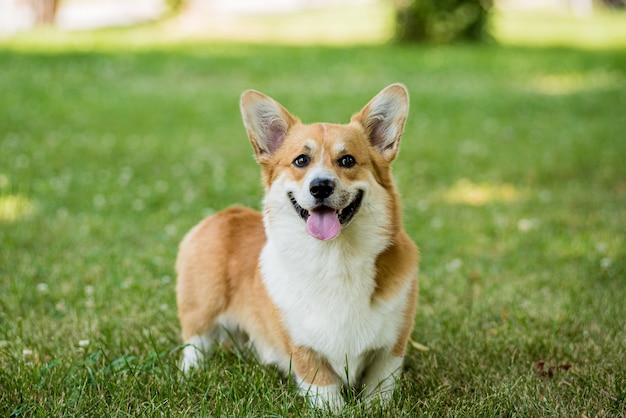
352, 83, 409, 162
240, 90, 298, 163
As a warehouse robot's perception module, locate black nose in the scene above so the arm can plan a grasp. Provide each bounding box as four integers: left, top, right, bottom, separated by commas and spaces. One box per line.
310, 178, 335, 199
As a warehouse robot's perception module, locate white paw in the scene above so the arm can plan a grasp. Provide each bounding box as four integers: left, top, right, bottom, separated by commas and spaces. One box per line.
298, 381, 345, 413
179, 335, 213, 373
362, 355, 403, 406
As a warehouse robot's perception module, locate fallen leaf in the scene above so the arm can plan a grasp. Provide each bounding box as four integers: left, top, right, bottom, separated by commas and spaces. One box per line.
410, 339, 430, 352
535, 359, 546, 373
534, 359, 572, 378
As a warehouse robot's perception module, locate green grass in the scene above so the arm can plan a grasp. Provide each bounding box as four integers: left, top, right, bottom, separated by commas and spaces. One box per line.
1, 12, 626, 417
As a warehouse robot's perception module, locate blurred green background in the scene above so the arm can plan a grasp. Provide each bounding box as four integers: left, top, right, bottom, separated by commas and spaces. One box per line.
1, 1, 625, 416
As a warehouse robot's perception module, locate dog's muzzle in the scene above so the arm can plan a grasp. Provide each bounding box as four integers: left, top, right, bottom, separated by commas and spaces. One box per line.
288, 190, 364, 241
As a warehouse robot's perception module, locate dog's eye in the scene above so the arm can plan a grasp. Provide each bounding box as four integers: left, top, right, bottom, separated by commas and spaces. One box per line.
338, 155, 356, 168
293, 154, 310, 168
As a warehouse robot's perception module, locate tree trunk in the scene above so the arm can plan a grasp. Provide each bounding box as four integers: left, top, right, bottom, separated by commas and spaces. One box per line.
32, 0, 59, 26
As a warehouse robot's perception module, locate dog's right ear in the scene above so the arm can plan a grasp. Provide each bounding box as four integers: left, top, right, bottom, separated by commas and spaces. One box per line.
240, 90, 298, 163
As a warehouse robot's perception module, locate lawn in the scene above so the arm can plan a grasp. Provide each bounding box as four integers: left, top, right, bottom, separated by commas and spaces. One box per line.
1, 8, 626, 417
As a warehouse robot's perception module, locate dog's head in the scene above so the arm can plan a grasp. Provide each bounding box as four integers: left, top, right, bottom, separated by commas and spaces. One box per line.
240, 84, 409, 241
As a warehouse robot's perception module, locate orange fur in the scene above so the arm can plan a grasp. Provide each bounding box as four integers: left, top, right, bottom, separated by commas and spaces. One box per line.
176, 207, 290, 351
176, 84, 418, 410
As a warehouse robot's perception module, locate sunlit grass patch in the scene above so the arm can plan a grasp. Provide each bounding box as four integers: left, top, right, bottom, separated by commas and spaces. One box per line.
527, 70, 624, 95
0, 194, 35, 222
442, 178, 526, 206
493, 8, 626, 48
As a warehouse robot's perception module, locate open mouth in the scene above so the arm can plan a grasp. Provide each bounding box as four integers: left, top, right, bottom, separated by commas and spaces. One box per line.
288, 190, 364, 240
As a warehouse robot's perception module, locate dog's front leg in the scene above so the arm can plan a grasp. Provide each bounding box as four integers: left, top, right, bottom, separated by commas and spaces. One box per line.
291, 346, 345, 412
361, 351, 403, 406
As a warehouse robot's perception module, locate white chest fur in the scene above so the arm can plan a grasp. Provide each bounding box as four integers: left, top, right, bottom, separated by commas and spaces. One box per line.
260, 212, 409, 384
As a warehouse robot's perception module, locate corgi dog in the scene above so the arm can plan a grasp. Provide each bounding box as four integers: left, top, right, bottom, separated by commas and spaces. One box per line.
176, 84, 418, 411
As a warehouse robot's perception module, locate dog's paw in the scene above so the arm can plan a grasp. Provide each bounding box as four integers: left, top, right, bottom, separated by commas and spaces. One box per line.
179, 344, 203, 373
179, 335, 213, 373
361, 354, 402, 407
361, 386, 394, 410
299, 382, 345, 413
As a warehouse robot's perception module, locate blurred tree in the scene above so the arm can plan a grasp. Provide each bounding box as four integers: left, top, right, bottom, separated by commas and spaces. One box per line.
31, 0, 59, 25
394, 0, 492, 43
601, 0, 626, 8
166, 0, 187, 15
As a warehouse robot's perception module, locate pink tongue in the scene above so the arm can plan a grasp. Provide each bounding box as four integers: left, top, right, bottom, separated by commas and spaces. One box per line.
306, 209, 341, 241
